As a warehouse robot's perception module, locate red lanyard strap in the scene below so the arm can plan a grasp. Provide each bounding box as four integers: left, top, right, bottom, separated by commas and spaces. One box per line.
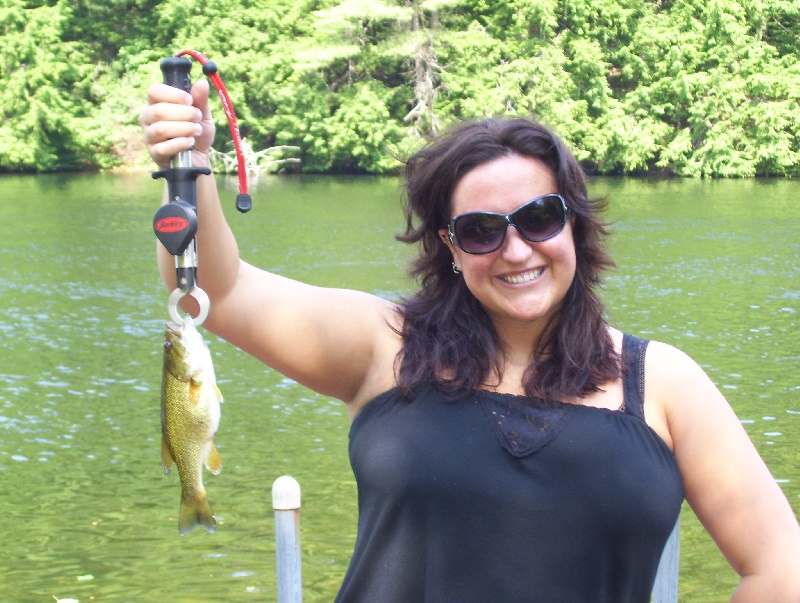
175, 49, 252, 213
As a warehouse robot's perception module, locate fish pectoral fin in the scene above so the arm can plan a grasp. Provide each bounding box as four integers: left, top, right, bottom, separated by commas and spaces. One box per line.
161, 436, 175, 474
179, 494, 216, 535
205, 443, 222, 475
214, 384, 224, 404
189, 381, 202, 406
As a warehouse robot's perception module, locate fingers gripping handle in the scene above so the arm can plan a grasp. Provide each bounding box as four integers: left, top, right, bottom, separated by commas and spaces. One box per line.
152, 56, 212, 200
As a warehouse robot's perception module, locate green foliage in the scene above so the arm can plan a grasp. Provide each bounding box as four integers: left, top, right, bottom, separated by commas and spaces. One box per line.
0, 0, 117, 171
762, 0, 800, 56
64, 0, 162, 63
3, 0, 800, 176
324, 80, 405, 172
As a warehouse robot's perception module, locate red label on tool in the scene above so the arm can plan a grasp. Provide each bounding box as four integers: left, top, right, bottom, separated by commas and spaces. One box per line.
155, 218, 189, 233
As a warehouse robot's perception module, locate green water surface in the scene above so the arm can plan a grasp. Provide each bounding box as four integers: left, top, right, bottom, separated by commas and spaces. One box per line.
0, 173, 797, 602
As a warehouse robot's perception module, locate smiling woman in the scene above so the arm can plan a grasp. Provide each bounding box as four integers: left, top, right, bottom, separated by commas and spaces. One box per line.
442, 155, 577, 356
397, 120, 617, 404
139, 73, 800, 602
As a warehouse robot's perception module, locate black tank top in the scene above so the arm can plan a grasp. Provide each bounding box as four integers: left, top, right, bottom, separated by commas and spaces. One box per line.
336, 334, 683, 602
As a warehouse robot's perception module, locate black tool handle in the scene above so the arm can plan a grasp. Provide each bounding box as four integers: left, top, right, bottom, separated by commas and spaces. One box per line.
160, 56, 193, 92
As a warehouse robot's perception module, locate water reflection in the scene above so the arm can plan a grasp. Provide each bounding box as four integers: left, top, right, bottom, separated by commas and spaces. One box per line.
0, 173, 797, 601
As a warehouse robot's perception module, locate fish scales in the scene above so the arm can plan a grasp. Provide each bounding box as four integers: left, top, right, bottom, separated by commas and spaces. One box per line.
160, 315, 223, 535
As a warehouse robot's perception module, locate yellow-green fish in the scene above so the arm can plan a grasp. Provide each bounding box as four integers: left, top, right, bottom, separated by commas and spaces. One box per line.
161, 315, 223, 535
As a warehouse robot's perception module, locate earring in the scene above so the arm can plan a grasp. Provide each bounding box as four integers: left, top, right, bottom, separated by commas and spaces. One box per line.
452, 262, 461, 274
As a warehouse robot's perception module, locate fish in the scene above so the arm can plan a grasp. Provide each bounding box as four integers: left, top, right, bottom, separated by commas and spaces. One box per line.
160, 315, 223, 535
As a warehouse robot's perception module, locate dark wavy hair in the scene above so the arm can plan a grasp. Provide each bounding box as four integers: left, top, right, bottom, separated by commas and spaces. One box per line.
394, 117, 619, 401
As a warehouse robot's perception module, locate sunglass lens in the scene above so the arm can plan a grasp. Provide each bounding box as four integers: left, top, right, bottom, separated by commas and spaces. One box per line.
455, 214, 506, 253
516, 196, 565, 242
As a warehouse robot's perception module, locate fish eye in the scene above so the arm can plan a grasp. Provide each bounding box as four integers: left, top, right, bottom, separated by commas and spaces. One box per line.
164, 341, 173, 351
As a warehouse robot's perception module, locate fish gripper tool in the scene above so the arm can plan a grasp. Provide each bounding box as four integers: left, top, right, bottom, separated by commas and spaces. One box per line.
152, 56, 212, 327
151, 51, 252, 327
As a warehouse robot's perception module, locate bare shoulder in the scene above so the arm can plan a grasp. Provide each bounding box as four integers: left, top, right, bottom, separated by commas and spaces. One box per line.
643, 339, 730, 423
637, 338, 721, 450
643, 338, 697, 375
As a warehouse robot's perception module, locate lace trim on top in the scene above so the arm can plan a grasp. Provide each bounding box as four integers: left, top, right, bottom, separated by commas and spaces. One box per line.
477, 334, 649, 458
478, 391, 577, 458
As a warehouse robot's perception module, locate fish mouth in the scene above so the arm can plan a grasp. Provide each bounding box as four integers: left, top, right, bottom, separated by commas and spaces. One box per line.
166, 321, 183, 333
499, 267, 544, 284
165, 324, 183, 346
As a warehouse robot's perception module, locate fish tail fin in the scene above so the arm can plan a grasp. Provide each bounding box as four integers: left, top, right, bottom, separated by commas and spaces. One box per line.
178, 494, 216, 535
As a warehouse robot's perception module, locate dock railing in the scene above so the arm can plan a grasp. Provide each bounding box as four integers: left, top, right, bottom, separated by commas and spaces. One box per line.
273, 476, 302, 603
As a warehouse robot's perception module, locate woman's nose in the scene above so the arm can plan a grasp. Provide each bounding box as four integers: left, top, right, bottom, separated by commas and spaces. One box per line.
500, 225, 534, 261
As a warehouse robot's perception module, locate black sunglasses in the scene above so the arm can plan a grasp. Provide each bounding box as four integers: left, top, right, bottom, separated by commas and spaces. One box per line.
446, 193, 570, 255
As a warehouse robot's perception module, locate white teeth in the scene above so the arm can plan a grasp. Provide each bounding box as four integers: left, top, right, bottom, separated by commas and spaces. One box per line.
501, 268, 543, 284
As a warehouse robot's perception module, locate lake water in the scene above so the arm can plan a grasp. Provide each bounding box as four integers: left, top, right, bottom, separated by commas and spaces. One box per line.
0, 173, 798, 602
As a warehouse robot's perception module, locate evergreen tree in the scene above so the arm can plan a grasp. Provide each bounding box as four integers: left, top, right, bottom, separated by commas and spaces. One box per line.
1, 0, 799, 176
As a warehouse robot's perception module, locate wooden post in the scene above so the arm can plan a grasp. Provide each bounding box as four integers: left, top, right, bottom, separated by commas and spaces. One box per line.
273, 476, 302, 603
652, 519, 680, 603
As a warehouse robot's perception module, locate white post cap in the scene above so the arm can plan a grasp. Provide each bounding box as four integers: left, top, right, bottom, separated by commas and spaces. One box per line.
272, 475, 301, 510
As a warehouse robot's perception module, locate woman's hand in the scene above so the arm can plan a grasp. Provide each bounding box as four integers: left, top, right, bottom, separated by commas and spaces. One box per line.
139, 79, 216, 169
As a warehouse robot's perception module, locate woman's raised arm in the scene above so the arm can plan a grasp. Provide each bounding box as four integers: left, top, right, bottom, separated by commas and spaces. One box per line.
140, 80, 401, 410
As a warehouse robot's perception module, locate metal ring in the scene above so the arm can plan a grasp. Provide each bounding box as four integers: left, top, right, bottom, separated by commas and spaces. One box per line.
167, 286, 211, 327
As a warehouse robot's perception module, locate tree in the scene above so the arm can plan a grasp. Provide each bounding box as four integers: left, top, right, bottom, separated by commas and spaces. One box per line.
2, 0, 800, 176
0, 0, 115, 171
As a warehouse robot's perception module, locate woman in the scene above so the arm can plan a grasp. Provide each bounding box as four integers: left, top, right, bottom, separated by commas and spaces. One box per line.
140, 79, 800, 602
